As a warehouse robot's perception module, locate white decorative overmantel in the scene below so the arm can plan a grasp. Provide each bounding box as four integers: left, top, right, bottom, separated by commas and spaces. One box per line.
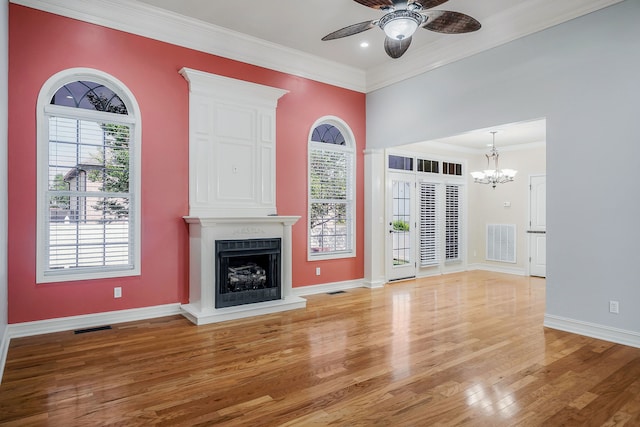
182, 216, 305, 325
180, 68, 305, 324
179, 67, 289, 218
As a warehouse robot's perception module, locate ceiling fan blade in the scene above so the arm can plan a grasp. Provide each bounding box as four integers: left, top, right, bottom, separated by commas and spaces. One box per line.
352, 0, 394, 10
421, 11, 481, 34
322, 20, 377, 41
413, 0, 449, 10
353, 0, 448, 9
384, 36, 412, 59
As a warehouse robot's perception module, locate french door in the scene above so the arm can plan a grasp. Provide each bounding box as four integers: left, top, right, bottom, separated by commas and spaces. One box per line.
386, 172, 416, 281
418, 182, 462, 273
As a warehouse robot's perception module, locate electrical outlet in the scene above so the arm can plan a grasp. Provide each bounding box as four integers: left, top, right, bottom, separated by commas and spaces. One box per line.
609, 300, 619, 314
316, 267, 321, 276
114, 287, 122, 298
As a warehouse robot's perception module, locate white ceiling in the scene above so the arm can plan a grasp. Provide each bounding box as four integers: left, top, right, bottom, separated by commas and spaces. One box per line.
407, 118, 547, 151
136, 0, 620, 77
131, 0, 617, 147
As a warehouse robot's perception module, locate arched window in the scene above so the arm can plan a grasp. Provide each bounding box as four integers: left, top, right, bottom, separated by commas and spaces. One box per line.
308, 117, 356, 260
36, 69, 141, 283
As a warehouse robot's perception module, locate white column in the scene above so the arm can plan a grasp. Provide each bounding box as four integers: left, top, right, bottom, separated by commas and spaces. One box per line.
363, 149, 386, 288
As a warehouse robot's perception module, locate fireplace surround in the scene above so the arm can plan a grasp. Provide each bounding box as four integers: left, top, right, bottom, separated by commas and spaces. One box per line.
180, 68, 305, 325
182, 216, 304, 325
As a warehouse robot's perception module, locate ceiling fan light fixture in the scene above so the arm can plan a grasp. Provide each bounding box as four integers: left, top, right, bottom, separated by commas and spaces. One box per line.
379, 10, 423, 40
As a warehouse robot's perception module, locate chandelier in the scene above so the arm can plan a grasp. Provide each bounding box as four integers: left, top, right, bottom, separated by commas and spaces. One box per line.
470, 131, 517, 188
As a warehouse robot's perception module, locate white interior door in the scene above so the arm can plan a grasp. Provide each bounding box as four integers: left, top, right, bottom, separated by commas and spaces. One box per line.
387, 172, 416, 281
528, 175, 546, 277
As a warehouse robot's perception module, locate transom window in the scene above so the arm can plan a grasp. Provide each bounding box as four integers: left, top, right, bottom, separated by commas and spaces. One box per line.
308, 118, 356, 260
37, 69, 141, 283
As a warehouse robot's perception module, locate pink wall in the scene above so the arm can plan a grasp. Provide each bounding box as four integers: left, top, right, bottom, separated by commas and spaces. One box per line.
8, 5, 366, 323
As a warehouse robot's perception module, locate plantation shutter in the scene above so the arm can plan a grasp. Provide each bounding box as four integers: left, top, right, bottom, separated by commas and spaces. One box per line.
308, 144, 353, 253
309, 147, 351, 202
419, 182, 440, 266
46, 114, 133, 271
445, 184, 460, 261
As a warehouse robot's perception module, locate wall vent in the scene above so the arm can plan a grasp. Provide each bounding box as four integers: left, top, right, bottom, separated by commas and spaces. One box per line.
486, 224, 516, 263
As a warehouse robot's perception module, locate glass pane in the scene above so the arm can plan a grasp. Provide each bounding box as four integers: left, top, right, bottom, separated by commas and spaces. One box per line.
51, 81, 128, 114
47, 114, 131, 270
309, 202, 349, 253
389, 155, 413, 171
311, 124, 345, 145
309, 149, 347, 200
47, 196, 130, 269
392, 180, 411, 265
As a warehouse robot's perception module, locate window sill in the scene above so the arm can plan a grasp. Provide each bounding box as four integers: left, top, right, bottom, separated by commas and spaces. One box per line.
36, 266, 140, 284
308, 251, 356, 262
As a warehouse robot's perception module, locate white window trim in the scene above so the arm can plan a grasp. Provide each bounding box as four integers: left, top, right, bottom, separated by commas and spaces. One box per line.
307, 116, 356, 261
36, 68, 142, 283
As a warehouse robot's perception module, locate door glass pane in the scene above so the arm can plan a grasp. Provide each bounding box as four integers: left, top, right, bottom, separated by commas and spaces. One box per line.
392, 180, 411, 265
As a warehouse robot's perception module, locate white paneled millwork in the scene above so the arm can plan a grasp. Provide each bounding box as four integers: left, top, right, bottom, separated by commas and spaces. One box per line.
180, 68, 302, 325
179, 67, 288, 217
363, 149, 386, 289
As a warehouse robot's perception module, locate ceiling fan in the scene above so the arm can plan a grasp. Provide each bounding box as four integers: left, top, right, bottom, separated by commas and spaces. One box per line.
322, 0, 481, 59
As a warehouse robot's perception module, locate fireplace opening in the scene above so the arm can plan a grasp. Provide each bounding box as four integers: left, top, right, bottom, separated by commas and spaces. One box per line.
215, 238, 281, 308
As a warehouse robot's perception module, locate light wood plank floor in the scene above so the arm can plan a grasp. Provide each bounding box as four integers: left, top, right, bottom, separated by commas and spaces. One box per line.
1, 271, 640, 426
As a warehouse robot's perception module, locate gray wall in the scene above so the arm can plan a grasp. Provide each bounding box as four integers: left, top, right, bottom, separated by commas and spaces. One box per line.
1, 0, 9, 380
367, 1, 640, 334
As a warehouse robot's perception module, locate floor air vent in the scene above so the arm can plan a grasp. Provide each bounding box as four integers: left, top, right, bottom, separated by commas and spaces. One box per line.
74, 325, 112, 334
326, 290, 346, 295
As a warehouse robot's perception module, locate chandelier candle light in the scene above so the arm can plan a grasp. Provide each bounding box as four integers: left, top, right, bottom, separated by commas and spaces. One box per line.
470, 131, 517, 189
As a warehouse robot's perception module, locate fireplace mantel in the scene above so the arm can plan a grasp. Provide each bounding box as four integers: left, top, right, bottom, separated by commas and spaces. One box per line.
182, 215, 305, 325
184, 216, 300, 228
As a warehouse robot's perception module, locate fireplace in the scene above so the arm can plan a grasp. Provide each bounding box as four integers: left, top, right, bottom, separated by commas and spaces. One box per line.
180, 68, 305, 325
216, 238, 281, 308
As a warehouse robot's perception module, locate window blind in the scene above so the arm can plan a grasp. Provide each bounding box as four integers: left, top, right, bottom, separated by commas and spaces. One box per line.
46, 115, 133, 271
445, 185, 460, 261
309, 145, 353, 254
419, 182, 439, 266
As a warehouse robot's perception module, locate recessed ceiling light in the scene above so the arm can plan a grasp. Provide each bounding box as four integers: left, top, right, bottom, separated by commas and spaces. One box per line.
360, 42, 369, 48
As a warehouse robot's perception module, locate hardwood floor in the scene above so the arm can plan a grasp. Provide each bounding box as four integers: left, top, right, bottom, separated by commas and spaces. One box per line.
1, 271, 639, 426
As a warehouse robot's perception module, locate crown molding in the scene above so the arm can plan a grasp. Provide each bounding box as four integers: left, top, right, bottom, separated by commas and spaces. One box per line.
10, 0, 367, 93
365, 0, 624, 91
408, 140, 545, 155
10, 0, 623, 93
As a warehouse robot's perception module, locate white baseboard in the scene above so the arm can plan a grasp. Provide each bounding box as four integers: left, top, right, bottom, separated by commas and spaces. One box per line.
544, 314, 640, 349
467, 263, 526, 276
292, 278, 366, 297
0, 327, 9, 384
361, 279, 386, 289
7, 303, 182, 339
